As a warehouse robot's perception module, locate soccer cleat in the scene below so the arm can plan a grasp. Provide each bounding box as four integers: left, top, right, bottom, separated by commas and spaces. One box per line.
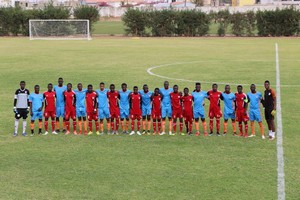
88, 131, 93, 135
55, 129, 60, 133
160, 132, 166, 135
180, 132, 185, 136
188, 132, 193, 135
209, 132, 213, 136
204, 132, 208, 136
38, 131, 42, 135
100, 132, 104, 135
147, 130, 151, 135
84, 131, 88, 135
239, 133, 243, 137
43, 131, 49, 135
129, 131, 135, 135
52, 131, 58, 135
169, 131, 175, 136
73, 131, 78, 135
22, 133, 28, 137
115, 131, 119, 135
65, 131, 70, 135
79, 131, 82, 135
216, 132, 221, 136
107, 131, 111, 135
233, 132, 238, 136
137, 131, 142, 135
269, 135, 275, 141
62, 129, 67, 133
153, 132, 157, 135
142, 130, 146, 135
223, 132, 227, 136
96, 131, 100, 136
262, 135, 265, 139
248, 134, 255, 138
125, 131, 129, 134
122, 131, 126, 134
195, 132, 200, 136
13, 133, 18, 137
244, 134, 248, 138
31, 133, 34, 137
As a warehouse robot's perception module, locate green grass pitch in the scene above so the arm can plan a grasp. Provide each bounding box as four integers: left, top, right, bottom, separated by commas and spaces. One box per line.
0, 37, 299, 199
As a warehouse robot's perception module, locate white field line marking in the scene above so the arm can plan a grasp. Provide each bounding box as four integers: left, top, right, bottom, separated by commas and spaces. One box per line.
276, 43, 285, 200
146, 60, 300, 87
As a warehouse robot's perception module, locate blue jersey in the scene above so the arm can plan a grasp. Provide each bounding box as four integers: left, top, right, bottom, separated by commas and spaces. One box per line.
192, 90, 207, 111
119, 90, 131, 109
96, 89, 109, 108
74, 89, 87, 108
159, 88, 173, 107
247, 92, 262, 110
29, 93, 44, 112
54, 85, 67, 107
139, 90, 153, 108
222, 92, 236, 114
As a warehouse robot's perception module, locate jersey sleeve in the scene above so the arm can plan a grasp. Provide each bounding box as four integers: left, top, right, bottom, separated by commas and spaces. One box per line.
29, 94, 33, 102
271, 89, 276, 98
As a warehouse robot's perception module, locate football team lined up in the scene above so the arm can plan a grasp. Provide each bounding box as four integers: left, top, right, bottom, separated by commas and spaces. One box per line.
13, 78, 277, 140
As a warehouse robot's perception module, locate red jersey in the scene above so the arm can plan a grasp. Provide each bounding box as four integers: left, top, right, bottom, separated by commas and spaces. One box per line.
64, 90, 76, 110
181, 95, 193, 114
86, 91, 97, 113
235, 92, 248, 110
170, 92, 182, 111
107, 91, 119, 111
152, 94, 162, 113
130, 93, 142, 114
207, 90, 222, 111
44, 91, 56, 111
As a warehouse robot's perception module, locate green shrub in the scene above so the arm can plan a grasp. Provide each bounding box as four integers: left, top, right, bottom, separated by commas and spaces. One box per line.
73, 5, 99, 32
122, 9, 147, 36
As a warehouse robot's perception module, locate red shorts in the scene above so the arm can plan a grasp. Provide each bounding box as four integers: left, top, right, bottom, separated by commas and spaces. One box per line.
65, 108, 76, 120
152, 110, 161, 119
130, 114, 142, 120
44, 110, 56, 118
172, 109, 183, 119
209, 108, 222, 118
183, 111, 193, 123
87, 112, 98, 121
110, 108, 120, 119
236, 109, 249, 122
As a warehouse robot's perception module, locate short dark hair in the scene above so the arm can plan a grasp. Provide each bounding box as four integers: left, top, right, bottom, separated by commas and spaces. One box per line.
58, 77, 63, 80
133, 86, 138, 89
212, 83, 218, 87
251, 84, 255, 86
265, 80, 270, 84
88, 84, 93, 88
173, 84, 178, 88
67, 83, 72, 87
143, 84, 148, 87
34, 85, 39, 88
110, 84, 115, 87
121, 83, 127, 87
195, 82, 201, 86
100, 82, 105, 85
154, 88, 159, 91
48, 83, 53, 86
237, 85, 243, 89
184, 87, 189, 91
20, 81, 25, 84
77, 83, 82, 86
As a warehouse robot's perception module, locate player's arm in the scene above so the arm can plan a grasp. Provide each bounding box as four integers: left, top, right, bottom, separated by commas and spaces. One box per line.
94, 93, 98, 113
27, 90, 30, 110
129, 93, 132, 109
272, 89, 277, 110
73, 93, 76, 107
220, 93, 224, 101
244, 94, 248, 114
13, 90, 18, 113
29, 96, 33, 116
140, 95, 143, 109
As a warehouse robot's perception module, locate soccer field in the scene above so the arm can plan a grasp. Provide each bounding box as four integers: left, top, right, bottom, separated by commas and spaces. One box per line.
0, 37, 299, 199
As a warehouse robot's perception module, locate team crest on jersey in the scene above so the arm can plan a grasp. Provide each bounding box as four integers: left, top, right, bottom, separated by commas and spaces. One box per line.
268, 93, 271, 96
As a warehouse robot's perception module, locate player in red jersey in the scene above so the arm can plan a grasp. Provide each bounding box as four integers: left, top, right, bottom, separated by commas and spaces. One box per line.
181, 87, 193, 135
107, 84, 120, 134
86, 84, 99, 135
235, 85, 249, 138
170, 85, 184, 135
207, 84, 223, 136
151, 88, 162, 135
64, 83, 77, 135
43, 83, 57, 135
129, 86, 142, 135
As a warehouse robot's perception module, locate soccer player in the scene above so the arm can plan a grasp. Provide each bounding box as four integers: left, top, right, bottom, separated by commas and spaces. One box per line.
63, 83, 77, 135
181, 87, 193, 135
54, 77, 67, 133
235, 85, 249, 138
262, 80, 276, 140
74, 83, 88, 135
129, 86, 142, 135
207, 84, 222, 136
140, 84, 152, 135
170, 85, 184, 135
247, 84, 265, 139
13, 81, 30, 137
119, 83, 131, 134
43, 83, 57, 135
108, 84, 120, 134
97, 82, 111, 135
221, 85, 237, 136
192, 82, 208, 136
86, 84, 99, 135
29, 85, 43, 136
151, 88, 162, 135
159, 81, 173, 135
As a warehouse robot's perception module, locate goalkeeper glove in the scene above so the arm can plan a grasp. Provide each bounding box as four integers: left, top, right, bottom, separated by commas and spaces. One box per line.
13, 107, 17, 113
271, 110, 276, 116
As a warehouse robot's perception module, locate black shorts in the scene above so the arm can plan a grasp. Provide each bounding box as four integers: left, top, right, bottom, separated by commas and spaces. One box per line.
15, 108, 28, 120
264, 109, 274, 121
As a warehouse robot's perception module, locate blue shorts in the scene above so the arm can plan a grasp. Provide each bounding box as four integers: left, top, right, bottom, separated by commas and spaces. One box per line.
56, 106, 65, 118
142, 106, 151, 116
249, 109, 262, 122
224, 111, 235, 120
76, 107, 86, 118
162, 106, 172, 118
120, 108, 130, 119
31, 111, 43, 121
99, 107, 110, 119
194, 110, 205, 119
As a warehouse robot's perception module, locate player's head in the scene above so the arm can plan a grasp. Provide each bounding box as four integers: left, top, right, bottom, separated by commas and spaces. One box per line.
212, 83, 218, 92
133, 86, 138, 93
237, 85, 243, 93
195, 82, 201, 91
173, 85, 178, 93
34, 85, 40, 93
67, 83, 72, 91
87, 84, 93, 92
110, 84, 115, 92
20, 81, 26, 89
58, 77, 63, 86
250, 84, 256, 92
143, 84, 148, 92
154, 88, 159, 95
121, 83, 127, 91
77, 83, 82, 91
184, 87, 189, 95
264, 80, 270, 90
164, 81, 169, 89
48, 83, 53, 91
225, 85, 230, 93
100, 82, 105, 90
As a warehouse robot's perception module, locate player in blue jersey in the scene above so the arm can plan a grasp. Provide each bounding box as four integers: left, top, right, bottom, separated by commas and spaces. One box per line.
54, 77, 67, 133
247, 84, 265, 139
140, 84, 153, 135
97, 82, 111, 135
192, 82, 208, 136
221, 85, 237, 136
159, 81, 173, 135
118, 83, 131, 134
74, 83, 88, 135
29, 85, 44, 136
